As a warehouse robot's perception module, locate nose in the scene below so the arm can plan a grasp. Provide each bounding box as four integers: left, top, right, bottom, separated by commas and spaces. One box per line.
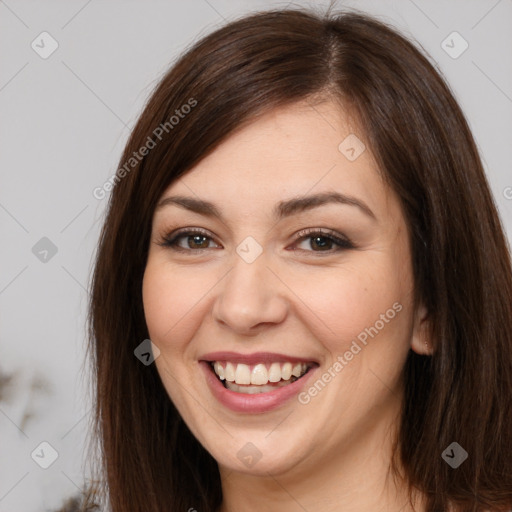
211, 253, 288, 335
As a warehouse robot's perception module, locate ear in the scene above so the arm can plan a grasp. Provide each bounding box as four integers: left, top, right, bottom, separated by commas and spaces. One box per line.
410, 303, 434, 356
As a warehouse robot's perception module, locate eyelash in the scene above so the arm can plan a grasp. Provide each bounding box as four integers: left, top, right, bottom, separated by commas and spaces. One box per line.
156, 227, 355, 255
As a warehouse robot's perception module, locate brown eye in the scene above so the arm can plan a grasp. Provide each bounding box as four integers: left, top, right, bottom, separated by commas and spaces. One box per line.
308, 235, 335, 251
184, 234, 211, 249
292, 228, 354, 254
158, 229, 221, 252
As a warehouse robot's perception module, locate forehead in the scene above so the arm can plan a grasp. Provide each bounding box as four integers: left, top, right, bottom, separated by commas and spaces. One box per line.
160, 100, 395, 222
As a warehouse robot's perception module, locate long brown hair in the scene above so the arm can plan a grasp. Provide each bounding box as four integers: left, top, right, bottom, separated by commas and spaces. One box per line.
87, 6, 512, 511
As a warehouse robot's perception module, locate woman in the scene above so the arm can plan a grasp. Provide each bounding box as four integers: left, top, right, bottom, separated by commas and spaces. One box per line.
81, 6, 512, 512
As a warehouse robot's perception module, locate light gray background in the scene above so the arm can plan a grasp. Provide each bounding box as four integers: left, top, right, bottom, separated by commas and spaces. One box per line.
1, 0, 511, 510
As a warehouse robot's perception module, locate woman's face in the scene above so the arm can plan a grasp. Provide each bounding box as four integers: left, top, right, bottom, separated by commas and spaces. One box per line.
142, 99, 427, 478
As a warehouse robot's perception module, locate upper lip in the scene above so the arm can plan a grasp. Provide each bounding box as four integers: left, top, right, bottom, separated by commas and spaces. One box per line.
200, 351, 319, 365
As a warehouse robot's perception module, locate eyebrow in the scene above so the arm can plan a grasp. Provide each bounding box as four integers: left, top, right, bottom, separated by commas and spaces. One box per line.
155, 191, 376, 221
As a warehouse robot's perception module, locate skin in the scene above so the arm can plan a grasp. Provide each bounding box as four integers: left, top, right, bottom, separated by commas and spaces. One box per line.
142, 98, 432, 511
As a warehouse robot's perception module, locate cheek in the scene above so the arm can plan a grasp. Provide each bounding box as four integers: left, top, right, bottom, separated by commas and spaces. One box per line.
142, 260, 217, 352
142, 265, 175, 342
142, 261, 207, 407
286, 257, 408, 351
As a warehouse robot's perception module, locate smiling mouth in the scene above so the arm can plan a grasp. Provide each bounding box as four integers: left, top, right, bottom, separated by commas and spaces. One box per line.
208, 361, 314, 395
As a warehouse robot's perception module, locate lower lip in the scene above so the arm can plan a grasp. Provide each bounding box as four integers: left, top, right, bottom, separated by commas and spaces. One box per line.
200, 361, 317, 413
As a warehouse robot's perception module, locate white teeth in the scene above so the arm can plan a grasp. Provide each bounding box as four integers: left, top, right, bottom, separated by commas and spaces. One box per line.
251, 364, 268, 385
212, 361, 309, 387
213, 362, 225, 380
268, 362, 281, 382
234, 363, 251, 385
291, 363, 302, 378
225, 379, 294, 394
224, 362, 236, 382
281, 362, 292, 380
